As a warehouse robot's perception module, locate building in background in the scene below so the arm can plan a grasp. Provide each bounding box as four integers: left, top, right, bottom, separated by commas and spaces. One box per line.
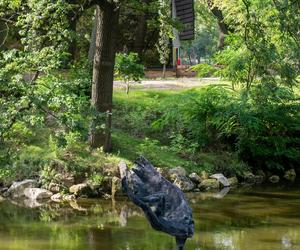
172, 0, 195, 67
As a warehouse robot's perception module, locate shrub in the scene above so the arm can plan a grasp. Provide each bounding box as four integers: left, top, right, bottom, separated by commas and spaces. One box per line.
153, 86, 231, 149
190, 63, 218, 78
0, 145, 52, 185
151, 85, 300, 173
114, 52, 144, 94
217, 85, 300, 173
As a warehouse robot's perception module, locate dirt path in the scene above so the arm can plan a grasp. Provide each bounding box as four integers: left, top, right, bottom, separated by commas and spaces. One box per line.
114, 78, 222, 90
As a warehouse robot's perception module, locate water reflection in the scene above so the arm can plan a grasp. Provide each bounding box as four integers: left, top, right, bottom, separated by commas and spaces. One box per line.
213, 233, 235, 250
0, 186, 299, 250
282, 235, 292, 249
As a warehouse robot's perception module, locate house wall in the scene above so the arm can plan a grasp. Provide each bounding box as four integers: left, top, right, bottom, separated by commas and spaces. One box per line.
172, 0, 195, 67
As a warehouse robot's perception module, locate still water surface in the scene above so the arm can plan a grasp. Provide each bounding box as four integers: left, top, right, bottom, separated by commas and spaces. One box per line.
0, 185, 299, 250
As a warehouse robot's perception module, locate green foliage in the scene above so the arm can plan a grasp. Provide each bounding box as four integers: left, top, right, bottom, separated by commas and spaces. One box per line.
156, 0, 173, 70
190, 63, 218, 77
0, 0, 85, 148
112, 130, 197, 171
1, 0, 73, 72
88, 172, 104, 186
114, 84, 299, 174
217, 85, 300, 172
157, 85, 300, 172
214, 38, 255, 89
114, 52, 144, 94
0, 145, 52, 185
214, 0, 299, 89
181, 0, 219, 62
114, 92, 161, 137
113, 87, 248, 175
153, 86, 231, 148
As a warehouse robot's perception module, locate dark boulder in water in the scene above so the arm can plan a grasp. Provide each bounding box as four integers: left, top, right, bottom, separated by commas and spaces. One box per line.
119, 156, 194, 250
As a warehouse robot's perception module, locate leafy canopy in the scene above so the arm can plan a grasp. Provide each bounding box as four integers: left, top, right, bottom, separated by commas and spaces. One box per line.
214, 0, 299, 89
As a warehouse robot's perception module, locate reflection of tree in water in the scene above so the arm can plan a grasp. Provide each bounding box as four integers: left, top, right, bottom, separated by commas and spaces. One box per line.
213, 233, 235, 250
0, 199, 148, 250
1, 191, 300, 250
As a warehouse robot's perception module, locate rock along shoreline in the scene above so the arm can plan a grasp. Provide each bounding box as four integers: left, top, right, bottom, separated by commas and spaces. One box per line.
0, 166, 297, 205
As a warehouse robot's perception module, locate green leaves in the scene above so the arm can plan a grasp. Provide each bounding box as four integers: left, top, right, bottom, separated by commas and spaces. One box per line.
115, 52, 144, 94
156, 0, 173, 66
149, 84, 300, 172
214, 0, 299, 89
115, 52, 144, 83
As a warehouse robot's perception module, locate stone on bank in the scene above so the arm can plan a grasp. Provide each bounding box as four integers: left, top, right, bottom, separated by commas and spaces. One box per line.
228, 177, 238, 186
284, 169, 296, 182
173, 176, 195, 192
269, 175, 280, 183
198, 179, 220, 191
188, 173, 201, 184
24, 188, 53, 200
210, 173, 230, 187
51, 193, 76, 202
69, 183, 94, 197
168, 166, 187, 181
3, 179, 38, 198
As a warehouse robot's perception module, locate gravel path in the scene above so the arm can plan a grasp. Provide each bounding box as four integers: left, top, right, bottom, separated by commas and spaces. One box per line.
114, 78, 221, 90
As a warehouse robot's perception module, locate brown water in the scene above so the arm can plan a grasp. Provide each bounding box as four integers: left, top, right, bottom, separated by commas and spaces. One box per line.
0, 185, 299, 250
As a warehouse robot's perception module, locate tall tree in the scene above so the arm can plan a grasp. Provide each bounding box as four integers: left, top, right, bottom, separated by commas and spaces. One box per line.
207, 0, 230, 49
156, 0, 172, 78
0, 0, 162, 152
90, 2, 119, 151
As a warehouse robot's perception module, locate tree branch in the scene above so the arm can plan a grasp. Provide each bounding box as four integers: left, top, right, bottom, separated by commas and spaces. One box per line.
0, 71, 40, 141
0, 22, 9, 48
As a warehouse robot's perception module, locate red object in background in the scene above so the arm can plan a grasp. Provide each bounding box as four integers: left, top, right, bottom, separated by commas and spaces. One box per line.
177, 58, 181, 66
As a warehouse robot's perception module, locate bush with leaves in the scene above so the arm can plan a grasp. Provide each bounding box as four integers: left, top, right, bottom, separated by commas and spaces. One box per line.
114, 52, 144, 94
213, 0, 299, 90
0, 60, 92, 183
153, 86, 231, 149
217, 85, 300, 173
156, 0, 173, 78
151, 85, 300, 173
190, 63, 218, 78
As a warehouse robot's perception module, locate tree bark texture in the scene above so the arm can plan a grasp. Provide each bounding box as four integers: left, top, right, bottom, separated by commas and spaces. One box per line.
133, 13, 147, 59
210, 7, 228, 49
90, 3, 119, 151
162, 64, 166, 78
0, 20, 7, 49
68, 17, 77, 61
207, 0, 229, 49
88, 8, 98, 62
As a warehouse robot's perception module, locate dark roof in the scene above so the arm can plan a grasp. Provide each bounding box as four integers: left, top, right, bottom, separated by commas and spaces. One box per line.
175, 0, 195, 40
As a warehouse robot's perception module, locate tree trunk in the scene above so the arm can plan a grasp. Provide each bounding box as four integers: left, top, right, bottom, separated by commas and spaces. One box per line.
125, 81, 130, 95
207, 0, 229, 49
162, 64, 166, 78
133, 13, 147, 59
210, 7, 228, 49
88, 8, 98, 62
0, 20, 7, 50
188, 53, 192, 65
90, 3, 119, 151
68, 17, 77, 61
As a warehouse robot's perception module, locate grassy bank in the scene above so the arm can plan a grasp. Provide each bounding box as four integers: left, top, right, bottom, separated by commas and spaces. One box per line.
112, 85, 246, 175
1, 77, 299, 187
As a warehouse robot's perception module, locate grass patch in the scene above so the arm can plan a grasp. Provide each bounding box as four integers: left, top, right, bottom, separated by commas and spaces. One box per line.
112, 130, 198, 170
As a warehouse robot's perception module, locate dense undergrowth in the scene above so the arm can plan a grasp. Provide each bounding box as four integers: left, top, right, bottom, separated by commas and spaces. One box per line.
114, 84, 300, 175
0, 69, 299, 185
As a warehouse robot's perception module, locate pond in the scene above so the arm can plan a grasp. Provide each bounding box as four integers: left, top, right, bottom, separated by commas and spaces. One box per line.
0, 184, 299, 250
